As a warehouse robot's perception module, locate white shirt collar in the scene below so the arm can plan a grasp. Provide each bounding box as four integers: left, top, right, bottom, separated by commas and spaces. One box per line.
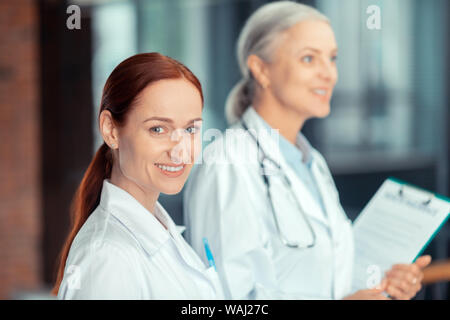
98, 179, 179, 256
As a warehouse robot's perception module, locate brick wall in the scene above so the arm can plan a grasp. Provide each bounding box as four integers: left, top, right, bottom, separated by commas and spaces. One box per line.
0, 0, 42, 299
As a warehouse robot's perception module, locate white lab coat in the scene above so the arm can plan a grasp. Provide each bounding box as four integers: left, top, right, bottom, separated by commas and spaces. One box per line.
183, 107, 354, 300
58, 179, 224, 299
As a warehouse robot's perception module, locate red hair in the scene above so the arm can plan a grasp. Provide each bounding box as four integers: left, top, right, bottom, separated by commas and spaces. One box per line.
52, 52, 203, 295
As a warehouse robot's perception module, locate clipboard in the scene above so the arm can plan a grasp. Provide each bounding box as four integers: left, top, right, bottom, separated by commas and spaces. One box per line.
352, 177, 450, 291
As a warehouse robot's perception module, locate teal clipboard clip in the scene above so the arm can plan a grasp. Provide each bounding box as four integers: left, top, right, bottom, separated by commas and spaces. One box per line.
398, 183, 434, 206
388, 176, 450, 204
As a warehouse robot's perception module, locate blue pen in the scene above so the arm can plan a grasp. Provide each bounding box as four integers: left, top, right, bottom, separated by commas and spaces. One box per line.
203, 237, 216, 271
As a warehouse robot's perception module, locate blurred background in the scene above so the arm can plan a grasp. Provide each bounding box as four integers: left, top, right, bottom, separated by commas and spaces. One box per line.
0, 0, 448, 299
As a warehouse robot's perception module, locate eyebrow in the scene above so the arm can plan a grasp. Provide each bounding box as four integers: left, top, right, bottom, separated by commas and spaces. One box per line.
298, 47, 338, 54
143, 116, 203, 125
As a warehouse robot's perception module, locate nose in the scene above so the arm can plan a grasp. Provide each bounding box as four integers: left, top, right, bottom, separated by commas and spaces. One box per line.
317, 57, 337, 83
169, 129, 192, 165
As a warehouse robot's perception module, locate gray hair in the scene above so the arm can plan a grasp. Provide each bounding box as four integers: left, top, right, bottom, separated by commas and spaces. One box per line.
225, 1, 329, 124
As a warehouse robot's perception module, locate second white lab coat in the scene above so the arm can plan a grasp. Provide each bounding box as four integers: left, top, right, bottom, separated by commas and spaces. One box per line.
183, 107, 354, 300
58, 179, 223, 299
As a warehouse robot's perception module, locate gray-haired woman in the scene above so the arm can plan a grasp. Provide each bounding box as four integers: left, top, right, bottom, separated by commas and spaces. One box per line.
184, 1, 430, 300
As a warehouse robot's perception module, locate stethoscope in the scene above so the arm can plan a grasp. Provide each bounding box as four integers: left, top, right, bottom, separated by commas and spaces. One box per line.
241, 120, 316, 249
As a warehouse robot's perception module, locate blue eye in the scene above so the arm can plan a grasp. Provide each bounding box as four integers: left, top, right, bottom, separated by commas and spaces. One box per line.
301, 55, 313, 63
185, 126, 199, 134
150, 126, 165, 134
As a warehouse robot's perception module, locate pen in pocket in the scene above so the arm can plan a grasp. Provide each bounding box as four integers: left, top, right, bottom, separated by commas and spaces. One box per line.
203, 237, 216, 271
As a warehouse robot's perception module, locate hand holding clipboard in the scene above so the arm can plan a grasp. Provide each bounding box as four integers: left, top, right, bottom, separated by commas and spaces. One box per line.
352, 178, 450, 297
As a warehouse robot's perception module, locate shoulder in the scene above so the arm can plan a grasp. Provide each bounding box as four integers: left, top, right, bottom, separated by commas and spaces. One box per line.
58, 205, 155, 299
190, 127, 261, 183
59, 230, 145, 299
59, 244, 143, 299
201, 125, 259, 166
67, 207, 143, 269
186, 154, 262, 206
184, 130, 268, 222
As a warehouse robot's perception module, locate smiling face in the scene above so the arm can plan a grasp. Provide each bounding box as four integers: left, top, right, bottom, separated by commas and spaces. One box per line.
265, 19, 338, 119
112, 78, 203, 195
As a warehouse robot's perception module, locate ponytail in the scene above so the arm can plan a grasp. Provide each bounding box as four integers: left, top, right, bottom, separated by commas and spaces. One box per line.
52, 143, 113, 295
225, 78, 253, 125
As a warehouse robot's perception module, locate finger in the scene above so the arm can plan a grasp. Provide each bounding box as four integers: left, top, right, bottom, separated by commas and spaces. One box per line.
375, 278, 388, 291
371, 293, 391, 300
414, 255, 432, 269
385, 283, 410, 300
385, 269, 420, 285
391, 263, 421, 277
361, 288, 382, 295
389, 278, 422, 299
363, 289, 391, 300
385, 276, 412, 293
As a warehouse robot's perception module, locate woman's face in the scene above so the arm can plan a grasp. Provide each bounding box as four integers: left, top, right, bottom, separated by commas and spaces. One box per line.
115, 78, 203, 195
265, 19, 338, 119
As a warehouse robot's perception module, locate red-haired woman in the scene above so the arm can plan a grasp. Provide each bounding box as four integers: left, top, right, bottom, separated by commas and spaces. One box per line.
53, 53, 223, 299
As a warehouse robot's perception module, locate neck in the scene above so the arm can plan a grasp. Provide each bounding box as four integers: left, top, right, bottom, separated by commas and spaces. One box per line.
253, 92, 307, 145
109, 163, 160, 217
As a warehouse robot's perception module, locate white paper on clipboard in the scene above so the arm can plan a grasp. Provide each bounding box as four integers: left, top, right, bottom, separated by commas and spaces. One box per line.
352, 178, 450, 292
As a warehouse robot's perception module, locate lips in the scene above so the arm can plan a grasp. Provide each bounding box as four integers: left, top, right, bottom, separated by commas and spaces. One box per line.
154, 163, 186, 178
312, 89, 327, 95
311, 87, 331, 101
155, 163, 184, 172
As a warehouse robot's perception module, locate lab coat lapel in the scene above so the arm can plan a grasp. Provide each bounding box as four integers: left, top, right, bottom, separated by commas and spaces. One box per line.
284, 163, 330, 227
155, 203, 207, 273
100, 180, 170, 256
240, 107, 284, 167
310, 155, 339, 235
241, 108, 329, 227
102, 180, 203, 272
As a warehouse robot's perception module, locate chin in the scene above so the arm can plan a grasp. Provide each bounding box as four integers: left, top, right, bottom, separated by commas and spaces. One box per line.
159, 185, 184, 195
312, 103, 331, 118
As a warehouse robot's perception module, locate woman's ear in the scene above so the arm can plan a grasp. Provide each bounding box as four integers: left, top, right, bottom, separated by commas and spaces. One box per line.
247, 54, 270, 89
99, 110, 119, 149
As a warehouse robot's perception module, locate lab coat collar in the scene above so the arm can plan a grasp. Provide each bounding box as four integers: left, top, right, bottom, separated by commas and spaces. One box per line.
99, 179, 180, 256
240, 107, 284, 166
240, 107, 330, 227
295, 133, 313, 165
255, 109, 312, 166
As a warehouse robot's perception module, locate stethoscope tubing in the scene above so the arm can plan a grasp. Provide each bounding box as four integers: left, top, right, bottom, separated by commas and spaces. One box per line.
240, 120, 316, 249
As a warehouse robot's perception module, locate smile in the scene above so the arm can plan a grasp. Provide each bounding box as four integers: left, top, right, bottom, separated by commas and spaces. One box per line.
154, 163, 186, 177
311, 88, 332, 101
312, 89, 327, 96
155, 164, 184, 172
